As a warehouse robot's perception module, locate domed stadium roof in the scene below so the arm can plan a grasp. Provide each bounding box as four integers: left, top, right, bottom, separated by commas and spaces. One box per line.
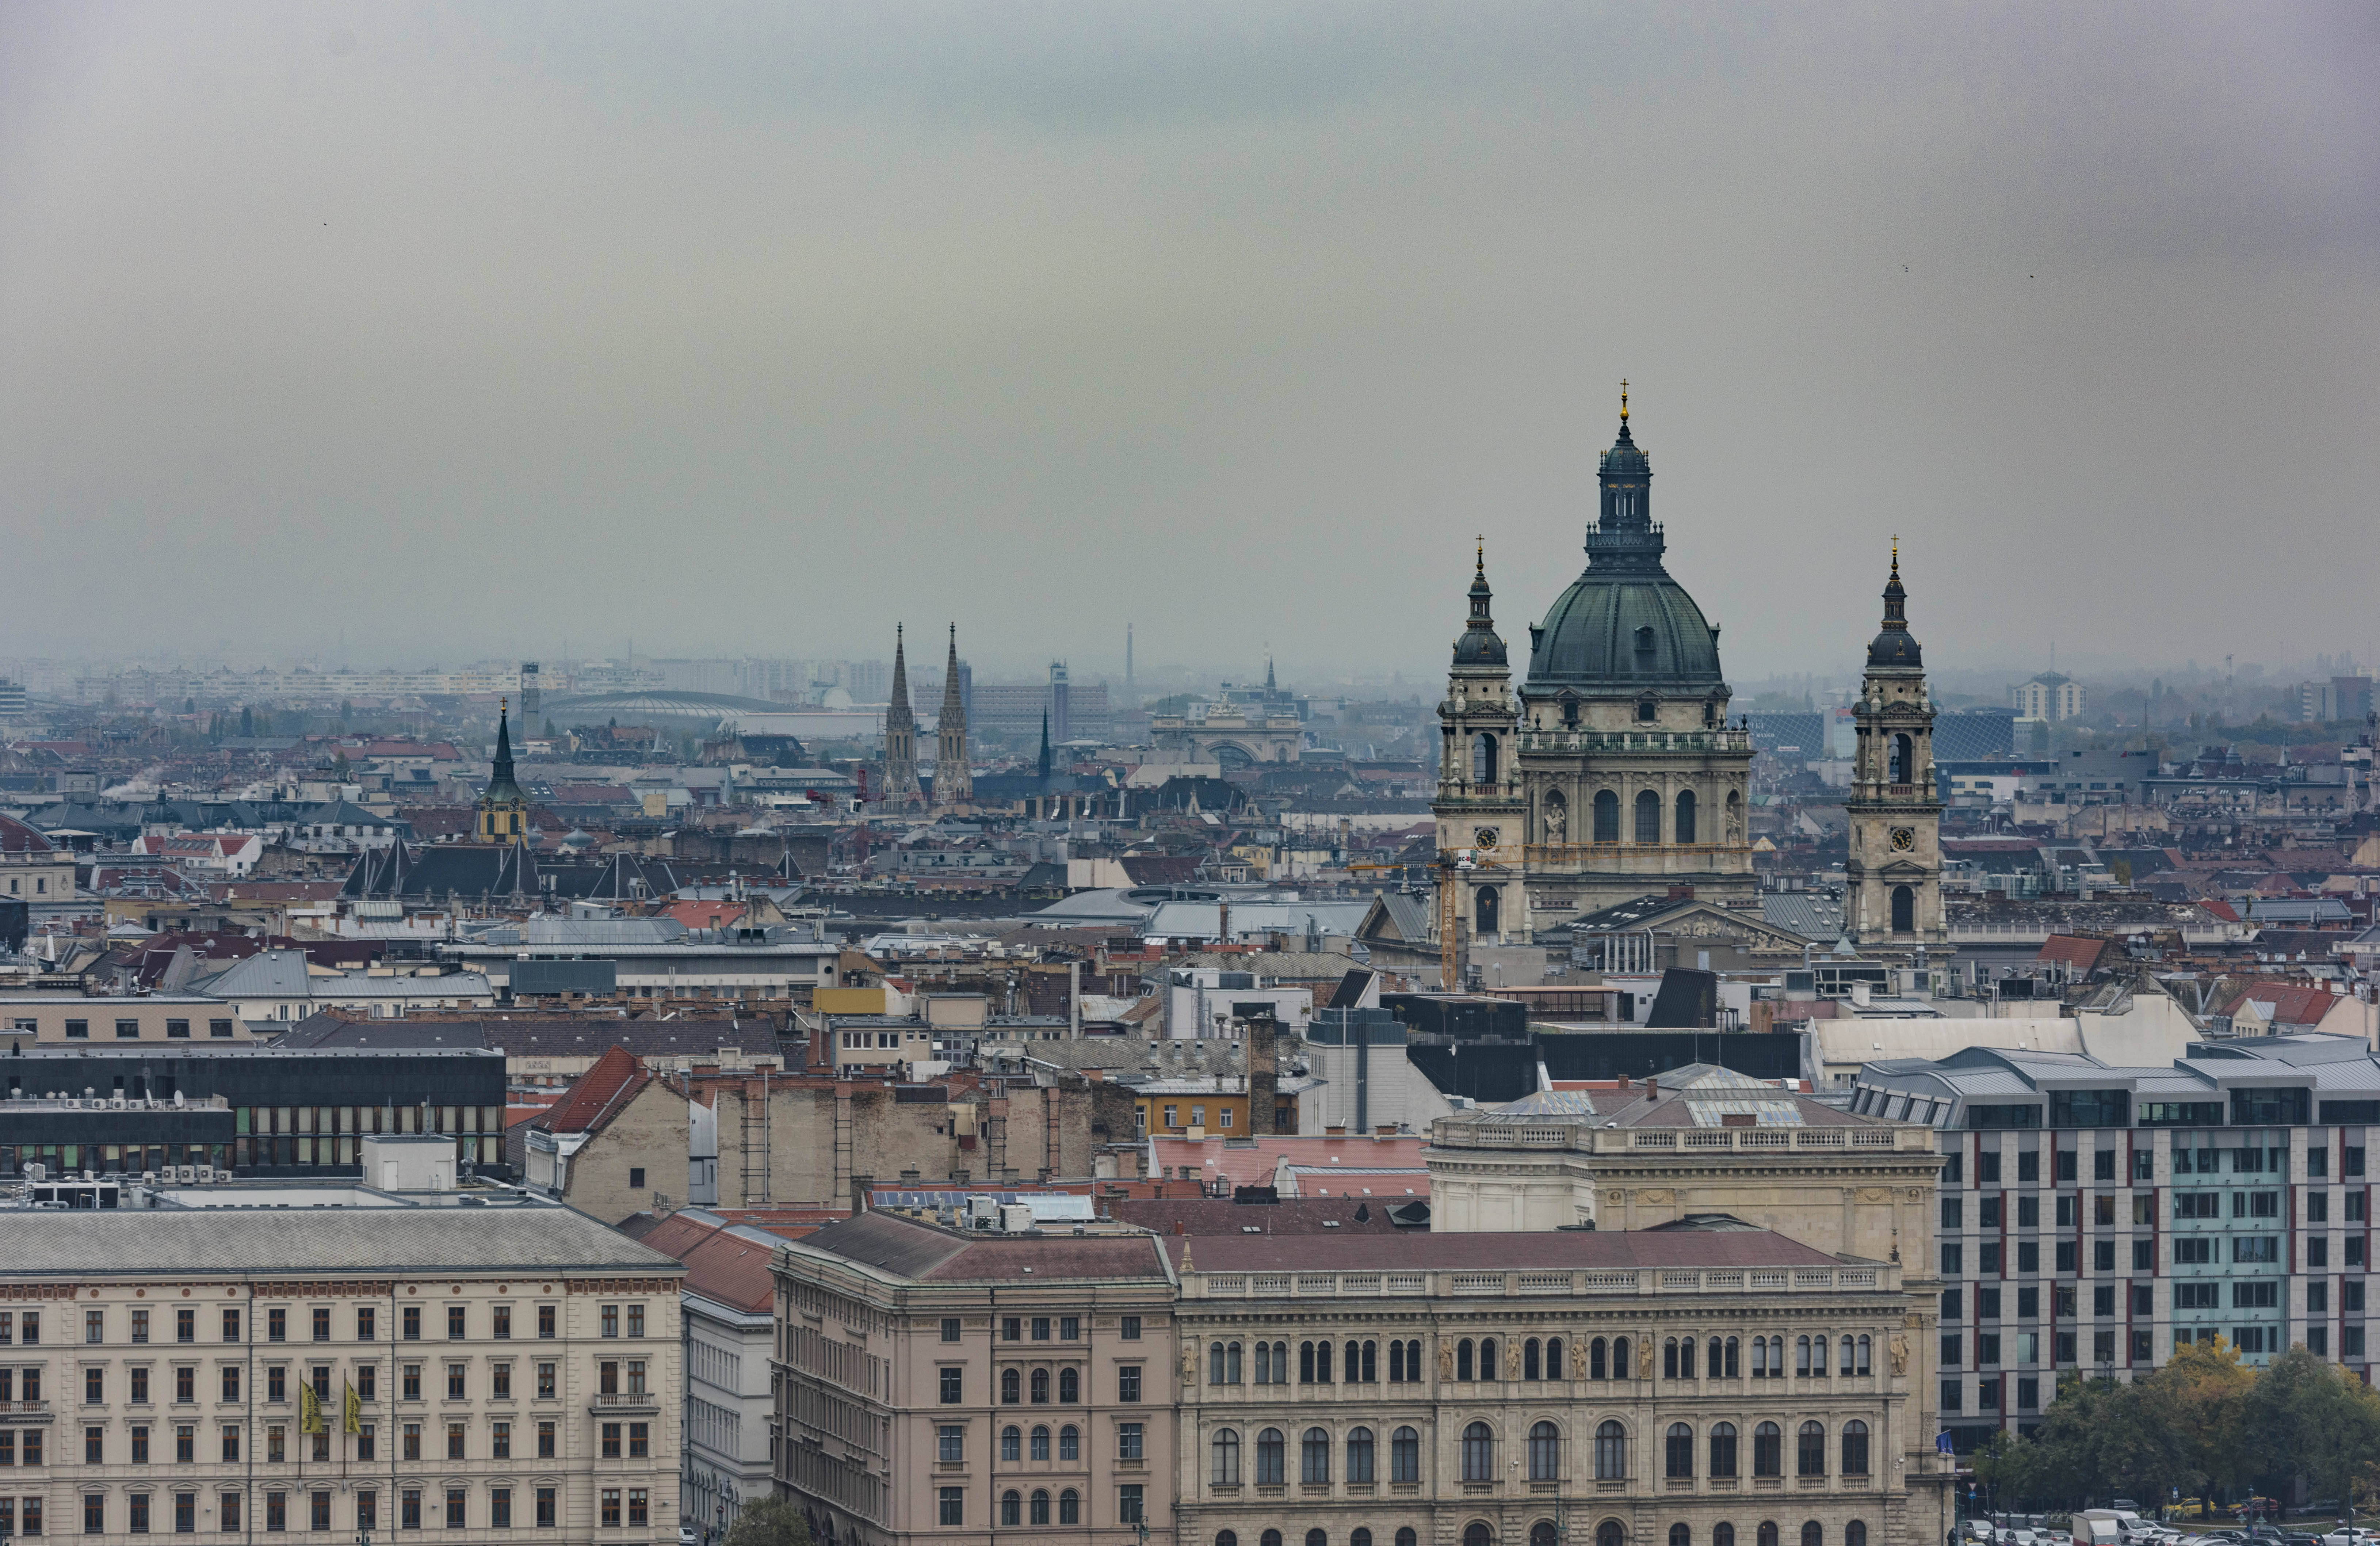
540, 690, 784, 731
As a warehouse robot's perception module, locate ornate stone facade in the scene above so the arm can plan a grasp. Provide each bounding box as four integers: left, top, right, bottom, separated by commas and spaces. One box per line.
1170, 1233, 1953, 1546
1435, 396, 1754, 947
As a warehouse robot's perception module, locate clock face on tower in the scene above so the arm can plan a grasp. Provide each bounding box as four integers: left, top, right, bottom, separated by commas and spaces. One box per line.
1890, 827, 1917, 852
1475, 828, 1500, 850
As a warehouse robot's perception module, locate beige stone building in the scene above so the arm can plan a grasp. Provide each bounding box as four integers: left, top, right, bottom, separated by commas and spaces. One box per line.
1168, 1229, 1953, 1546
772, 1212, 1180, 1546
0, 1195, 684, 1546
0, 996, 258, 1044
1422, 1070, 1944, 1270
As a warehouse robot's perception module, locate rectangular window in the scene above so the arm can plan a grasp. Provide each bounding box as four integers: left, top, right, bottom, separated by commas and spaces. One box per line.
445, 1492, 465, 1530
940, 1318, 962, 1343
1120, 1315, 1143, 1340
402, 1307, 420, 1342
939, 1490, 964, 1527
1979, 1243, 2002, 1275
132, 1496, 152, 1536
312, 1309, 329, 1344
490, 1421, 510, 1460
86, 1427, 104, 1464
222, 1495, 243, 1534
87, 1310, 105, 1344
446, 1424, 465, 1461
627, 1492, 647, 1529
600, 1306, 619, 1339
267, 1496, 287, 1535
939, 1425, 964, 1463
177, 1310, 195, 1345
536, 1363, 555, 1399
535, 1492, 555, 1530
601, 1424, 622, 1460
447, 1306, 466, 1341
1942, 1198, 1962, 1229
1060, 1316, 1080, 1341
2093, 1240, 2116, 1272
355, 1309, 373, 1342
537, 1305, 556, 1339
2310, 1237, 2330, 1267
401, 1492, 420, 1532
2055, 1242, 2077, 1274
1120, 1485, 1145, 1524
1119, 1421, 1144, 1459
402, 1425, 421, 1462
2017, 1196, 2038, 1228
312, 1495, 330, 1534
401, 1366, 420, 1401
210, 1020, 234, 1039
1002, 1317, 1021, 1342
1941, 1243, 1963, 1275
628, 1423, 647, 1459
2233, 1236, 2281, 1263
940, 1367, 963, 1404
537, 1422, 555, 1459
490, 1305, 509, 1341
133, 1309, 151, 1345
66, 1018, 88, 1039
1940, 1379, 1961, 1413
599, 1493, 620, 1530
489, 1491, 510, 1531
1117, 1364, 1142, 1402
626, 1305, 644, 1338
447, 1365, 465, 1401
2173, 1237, 2212, 1264
116, 1019, 142, 1040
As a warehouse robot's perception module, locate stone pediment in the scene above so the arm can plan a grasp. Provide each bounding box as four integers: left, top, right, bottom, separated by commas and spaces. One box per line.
1572, 896, 1816, 951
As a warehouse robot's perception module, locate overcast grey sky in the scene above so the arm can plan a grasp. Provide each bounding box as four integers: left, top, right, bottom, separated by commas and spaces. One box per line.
2, 2, 2374, 686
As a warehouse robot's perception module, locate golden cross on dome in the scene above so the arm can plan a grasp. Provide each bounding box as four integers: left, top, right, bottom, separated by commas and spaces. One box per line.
1891, 534, 1900, 574
1619, 379, 1629, 423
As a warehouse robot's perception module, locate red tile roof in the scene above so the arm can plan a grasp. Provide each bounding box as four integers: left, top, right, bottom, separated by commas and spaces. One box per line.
629, 1214, 779, 1313
2036, 935, 2111, 975
543, 1046, 654, 1134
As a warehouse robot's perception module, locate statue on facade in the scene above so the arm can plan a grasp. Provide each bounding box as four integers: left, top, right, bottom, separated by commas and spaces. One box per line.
1637, 1339, 1654, 1379
1439, 1341, 1455, 1381
1506, 1340, 1521, 1380
1888, 1333, 1909, 1375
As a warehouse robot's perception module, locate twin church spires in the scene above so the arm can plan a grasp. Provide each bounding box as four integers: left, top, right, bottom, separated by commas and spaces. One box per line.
882, 625, 972, 812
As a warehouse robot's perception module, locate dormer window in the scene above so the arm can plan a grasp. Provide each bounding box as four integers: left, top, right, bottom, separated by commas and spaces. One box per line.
1636, 699, 1657, 724
1560, 695, 1580, 730
1633, 625, 1657, 656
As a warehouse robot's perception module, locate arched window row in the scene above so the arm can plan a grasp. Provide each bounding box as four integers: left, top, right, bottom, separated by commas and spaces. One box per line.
1211, 1329, 1868, 1393
997, 1364, 1082, 1405
1640, 1420, 1872, 1480
997, 1489, 1079, 1527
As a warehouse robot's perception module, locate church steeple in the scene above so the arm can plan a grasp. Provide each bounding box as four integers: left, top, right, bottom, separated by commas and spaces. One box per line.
1865, 538, 1923, 669
934, 625, 972, 810
476, 698, 528, 843
1450, 537, 1508, 669
880, 625, 924, 809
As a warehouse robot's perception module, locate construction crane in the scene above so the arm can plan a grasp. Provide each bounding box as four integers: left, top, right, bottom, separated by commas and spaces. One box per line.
1436, 848, 1510, 992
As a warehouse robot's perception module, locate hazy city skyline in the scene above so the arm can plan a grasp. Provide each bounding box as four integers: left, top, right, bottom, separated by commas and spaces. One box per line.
3, 3, 2374, 679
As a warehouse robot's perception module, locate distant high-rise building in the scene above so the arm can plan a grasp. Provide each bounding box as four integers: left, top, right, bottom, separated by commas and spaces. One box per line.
880, 628, 924, 810
2012, 672, 2085, 721
1049, 660, 1071, 742
519, 662, 541, 725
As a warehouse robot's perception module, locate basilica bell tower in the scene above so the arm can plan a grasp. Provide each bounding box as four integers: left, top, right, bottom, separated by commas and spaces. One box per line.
1844, 545, 1948, 953
1434, 542, 1523, 951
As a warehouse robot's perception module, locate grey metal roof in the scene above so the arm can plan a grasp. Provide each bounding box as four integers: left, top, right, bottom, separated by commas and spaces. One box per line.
1760, 892, 1842, 941
0, 1207, 685, 1277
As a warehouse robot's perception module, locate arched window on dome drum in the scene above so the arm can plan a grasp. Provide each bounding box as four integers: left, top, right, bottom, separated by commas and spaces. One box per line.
1594, 791, 1620, 843
1473, 732, 1499, 786
1635, 790, 1661, 843
1676, 789, 1697, 844
1892, 887, 1915, 934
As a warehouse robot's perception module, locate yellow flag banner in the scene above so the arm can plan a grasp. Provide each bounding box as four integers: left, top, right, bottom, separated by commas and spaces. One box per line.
300, 1383, 325, 1435
342, 1383, 362, 1435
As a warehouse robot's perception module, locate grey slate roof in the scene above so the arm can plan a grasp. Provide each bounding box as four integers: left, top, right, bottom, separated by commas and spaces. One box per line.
0, 1206, 685, 1277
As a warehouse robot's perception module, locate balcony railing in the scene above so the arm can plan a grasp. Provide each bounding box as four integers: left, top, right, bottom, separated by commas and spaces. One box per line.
1516, 729, 1752, 754
1427, 1122, 1931, 1155
587, 1391, 661, 1414
0, 1398, 52, 1422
